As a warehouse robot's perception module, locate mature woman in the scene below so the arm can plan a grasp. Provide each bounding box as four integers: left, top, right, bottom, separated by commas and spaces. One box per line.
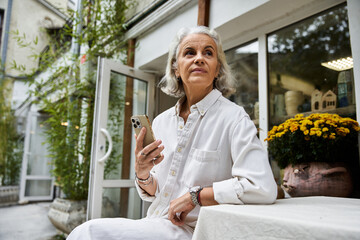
67, 26, 277, 240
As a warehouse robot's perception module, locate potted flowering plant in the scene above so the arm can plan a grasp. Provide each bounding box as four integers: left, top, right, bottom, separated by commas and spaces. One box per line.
265, 113, 360, 197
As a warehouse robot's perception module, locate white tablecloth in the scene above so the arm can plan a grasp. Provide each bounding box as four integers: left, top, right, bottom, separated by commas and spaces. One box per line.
192, 197, 360, 240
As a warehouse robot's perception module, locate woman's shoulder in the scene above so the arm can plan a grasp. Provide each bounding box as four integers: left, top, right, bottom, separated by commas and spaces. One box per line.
153, 106, 176, 125
214, 96, 257, 135
216, 95, 248, 119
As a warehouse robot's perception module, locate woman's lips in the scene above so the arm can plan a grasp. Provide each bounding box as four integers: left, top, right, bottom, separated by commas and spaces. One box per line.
191, 68, 206, 73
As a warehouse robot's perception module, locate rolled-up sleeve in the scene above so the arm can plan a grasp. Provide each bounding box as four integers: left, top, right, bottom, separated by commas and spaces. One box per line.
135, 170, 160, 202
213, 116, 277, 204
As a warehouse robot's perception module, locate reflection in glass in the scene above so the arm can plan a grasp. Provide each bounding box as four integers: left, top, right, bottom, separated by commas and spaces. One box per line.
25, 180, 52, 196
226, 41, 259, 125
133, 80, 147, 116
104, 72, 148, 180
27, 115, 51, 176
130, 80, 148, 180
104, 72, 126, 180
268, 4, 355, 128
102, 71, 147, 219
102, 187, 142, 219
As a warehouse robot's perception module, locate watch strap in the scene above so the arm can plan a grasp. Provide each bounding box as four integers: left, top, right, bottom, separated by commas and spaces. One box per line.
190, 186, 203, 206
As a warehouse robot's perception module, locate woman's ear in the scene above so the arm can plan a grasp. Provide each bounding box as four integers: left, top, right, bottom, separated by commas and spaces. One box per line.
175, 69, 179, 79
215, 63, 220, 77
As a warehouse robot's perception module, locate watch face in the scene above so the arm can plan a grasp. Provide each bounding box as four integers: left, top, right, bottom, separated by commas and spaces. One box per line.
190, 186, 201, 193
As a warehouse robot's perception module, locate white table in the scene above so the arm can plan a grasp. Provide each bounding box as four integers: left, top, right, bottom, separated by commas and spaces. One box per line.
192, 197, 360, 240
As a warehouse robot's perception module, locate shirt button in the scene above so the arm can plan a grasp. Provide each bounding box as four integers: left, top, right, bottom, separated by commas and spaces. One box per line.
179, 125, 183, 129
171, 170, 176, 176
164, 193, 169, 197
200, 110, 204, 114
177, 147, 182, 152
155, 210, 159, 215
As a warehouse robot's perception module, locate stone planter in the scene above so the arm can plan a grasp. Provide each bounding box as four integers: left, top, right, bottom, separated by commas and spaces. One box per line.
48, 198, 87, 235
282, 162, 353, 197
0, 186, 19, 205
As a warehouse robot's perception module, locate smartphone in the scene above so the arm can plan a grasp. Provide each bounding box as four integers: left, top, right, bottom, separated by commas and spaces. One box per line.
131, 115, 157, 147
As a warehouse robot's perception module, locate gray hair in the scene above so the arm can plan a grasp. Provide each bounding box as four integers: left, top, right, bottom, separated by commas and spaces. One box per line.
159, 26, 235, 98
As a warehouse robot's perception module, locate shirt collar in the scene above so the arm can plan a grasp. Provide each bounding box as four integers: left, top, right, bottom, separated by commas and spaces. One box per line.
174, 89, 222, 116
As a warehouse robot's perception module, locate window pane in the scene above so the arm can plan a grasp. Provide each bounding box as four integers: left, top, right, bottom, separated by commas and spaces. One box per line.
25, 180, 52, 197
27, 115, 52, 176
104, 71, 126, 180
102, 187, 142, 219
268, 4, 355, 127
104, 71, 148, 180
226, 41, 259, 126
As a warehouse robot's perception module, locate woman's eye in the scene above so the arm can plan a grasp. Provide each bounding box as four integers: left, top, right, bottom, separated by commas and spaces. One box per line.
205, 50, 213, 56
185, 50, 195, 56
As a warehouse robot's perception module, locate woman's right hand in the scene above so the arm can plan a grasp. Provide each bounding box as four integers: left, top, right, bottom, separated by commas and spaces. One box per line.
134, 127, 164, 179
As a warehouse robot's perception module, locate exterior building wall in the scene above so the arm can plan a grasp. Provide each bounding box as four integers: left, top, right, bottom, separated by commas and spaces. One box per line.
0, 2, 7, 10
133, 1, 197, 70
0, 0, 8, 53
46, 0, 69, 11
132, 0, 345, 71
125, 0, 157, 20
0, 0, 68, 109
5, 0, 67, 76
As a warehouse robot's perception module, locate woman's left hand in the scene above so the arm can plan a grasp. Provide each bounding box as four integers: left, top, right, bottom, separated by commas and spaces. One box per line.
168, 193, 195, 226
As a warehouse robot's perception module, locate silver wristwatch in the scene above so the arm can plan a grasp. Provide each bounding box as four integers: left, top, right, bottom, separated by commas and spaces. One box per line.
189, 186, 203, 206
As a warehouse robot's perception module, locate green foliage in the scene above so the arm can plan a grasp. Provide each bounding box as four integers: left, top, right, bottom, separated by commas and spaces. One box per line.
37, 63, 94, 200
103, 74, 126, 178
82, 0, 131, 58
0, 79, 23, 186
9, 0, 134, 199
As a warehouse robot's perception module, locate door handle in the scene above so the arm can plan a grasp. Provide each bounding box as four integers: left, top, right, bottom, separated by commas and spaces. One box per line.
99, 128, 113, 163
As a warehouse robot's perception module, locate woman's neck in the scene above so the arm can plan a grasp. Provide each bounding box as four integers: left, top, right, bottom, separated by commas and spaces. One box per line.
183, 86, 212, 108
180, 87, 213, 123
179, 99, 191, 123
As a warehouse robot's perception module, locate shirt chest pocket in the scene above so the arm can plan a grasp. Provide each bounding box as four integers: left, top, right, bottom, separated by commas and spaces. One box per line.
182, 148, 220, 188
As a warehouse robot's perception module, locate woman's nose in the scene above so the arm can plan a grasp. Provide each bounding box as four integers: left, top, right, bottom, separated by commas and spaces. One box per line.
194, 53, 204, 64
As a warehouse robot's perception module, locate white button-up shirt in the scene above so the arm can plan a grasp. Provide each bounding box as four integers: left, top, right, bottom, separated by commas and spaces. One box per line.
135, 89, 277, 229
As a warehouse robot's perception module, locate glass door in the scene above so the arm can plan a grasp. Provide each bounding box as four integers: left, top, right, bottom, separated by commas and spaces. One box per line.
19, 112, 54, 202
87, 58, 156, 219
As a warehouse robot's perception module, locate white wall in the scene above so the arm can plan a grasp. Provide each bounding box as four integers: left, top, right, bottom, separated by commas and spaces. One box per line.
0, 1, 7, 10
209, 0, 268, 31
6, 0, 66, 76
134, 2, 198, 71
46, 0, 68, 11
7, 0, 67, 110
0, 0, 9, 59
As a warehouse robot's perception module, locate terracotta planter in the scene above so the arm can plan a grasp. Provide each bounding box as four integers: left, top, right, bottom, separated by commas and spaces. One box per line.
282, 162, 353, 197
48, 198, 87, 234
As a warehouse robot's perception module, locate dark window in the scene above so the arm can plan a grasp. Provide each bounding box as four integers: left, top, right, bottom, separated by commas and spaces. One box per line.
267, 4, 355, 128
225, 41, 259, 126
0, 9, 4, 50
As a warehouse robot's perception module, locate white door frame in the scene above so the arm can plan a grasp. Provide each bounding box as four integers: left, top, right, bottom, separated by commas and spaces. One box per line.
87, 57, 156, 220
19, 111, 54, 203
